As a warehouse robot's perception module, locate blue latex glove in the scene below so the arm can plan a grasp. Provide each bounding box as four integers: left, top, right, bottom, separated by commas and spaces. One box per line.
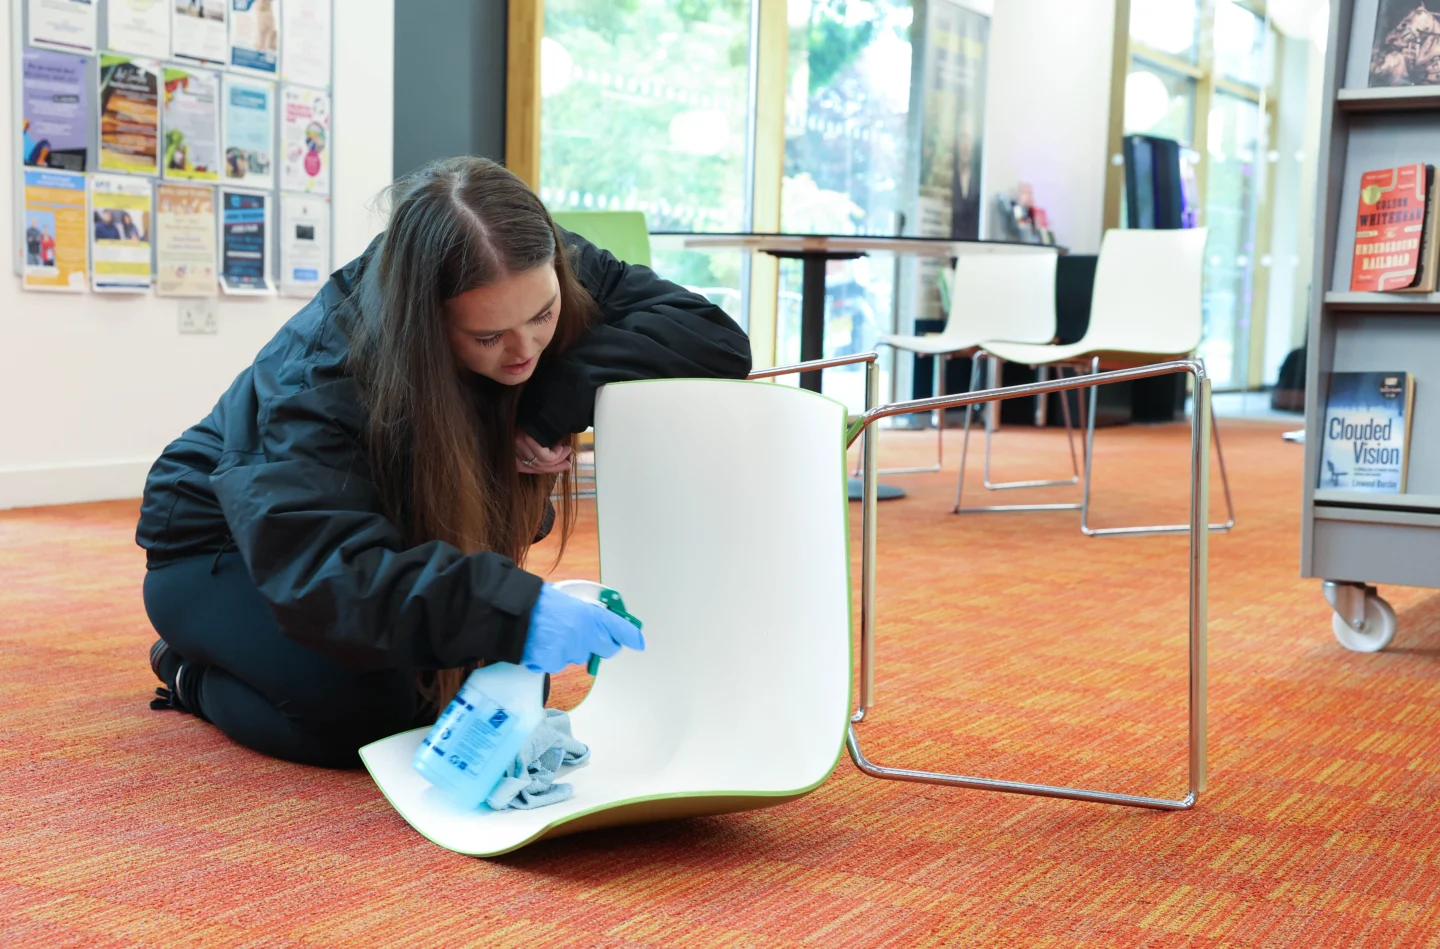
520, 584, 646, 674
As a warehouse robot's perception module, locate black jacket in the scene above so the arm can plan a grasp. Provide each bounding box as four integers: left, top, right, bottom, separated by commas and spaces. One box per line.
136, 230, 750, 672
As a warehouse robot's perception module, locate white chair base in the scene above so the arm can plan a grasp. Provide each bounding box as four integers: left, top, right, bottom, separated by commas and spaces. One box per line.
845, 358, 1209, 810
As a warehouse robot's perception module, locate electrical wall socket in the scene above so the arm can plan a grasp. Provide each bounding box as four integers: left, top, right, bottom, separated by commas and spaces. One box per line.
178, 299, 218, 335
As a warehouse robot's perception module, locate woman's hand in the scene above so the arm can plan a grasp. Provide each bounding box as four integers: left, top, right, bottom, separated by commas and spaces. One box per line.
515, 432, 572, 475
521, 584, 645, 674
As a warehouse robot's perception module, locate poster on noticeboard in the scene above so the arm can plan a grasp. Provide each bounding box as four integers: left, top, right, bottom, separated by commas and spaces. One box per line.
162, 65, 222, 182
223, 75, 276, 190
22, 49, 89, 173
281, 0, 330, 88
280, 85, 330, 194
28, 0, 98, 54
172, 0, 228, 65
220, 188, 275, 294
155, 183, 218, 296
99, 54, 161, 176
90, 174, 154, 293
23, 170, 89, 292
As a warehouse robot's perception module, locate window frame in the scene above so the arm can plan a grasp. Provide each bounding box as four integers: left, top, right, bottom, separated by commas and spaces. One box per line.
1108, 0, 1280, 390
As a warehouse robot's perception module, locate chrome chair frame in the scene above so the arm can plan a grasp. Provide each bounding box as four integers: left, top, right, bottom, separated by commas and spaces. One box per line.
757, 353, 1209, 811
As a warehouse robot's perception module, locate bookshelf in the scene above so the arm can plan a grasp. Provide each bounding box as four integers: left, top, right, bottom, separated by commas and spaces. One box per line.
1322, 292, 1440, 311
1336, 86, 1440, 112
1300, 0, 1440, 651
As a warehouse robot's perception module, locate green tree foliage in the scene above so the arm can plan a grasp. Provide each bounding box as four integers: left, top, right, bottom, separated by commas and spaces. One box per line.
805, 1, 878, 92
543, 0, 751, 291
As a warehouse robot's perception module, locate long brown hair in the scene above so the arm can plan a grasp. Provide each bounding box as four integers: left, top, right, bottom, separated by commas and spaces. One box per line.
348, 156, 596, 711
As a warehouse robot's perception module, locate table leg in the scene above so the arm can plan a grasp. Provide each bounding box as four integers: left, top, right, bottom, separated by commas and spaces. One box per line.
799, 254, 827, 392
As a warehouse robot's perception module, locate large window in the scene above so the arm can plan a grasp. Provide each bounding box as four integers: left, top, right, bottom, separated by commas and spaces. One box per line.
1125, 0, 1275, 390
777, 0, 915, 409
539, 1, 754, 323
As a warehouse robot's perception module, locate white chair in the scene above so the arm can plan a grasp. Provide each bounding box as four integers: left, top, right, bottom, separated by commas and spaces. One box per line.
875, 248, 1063, 475
962, 228, 1235, 536
361, 379, 853, 856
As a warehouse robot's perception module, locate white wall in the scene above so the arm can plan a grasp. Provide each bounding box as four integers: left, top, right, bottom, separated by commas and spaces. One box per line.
0, 0, 394, 509
982, 0, 1117, 254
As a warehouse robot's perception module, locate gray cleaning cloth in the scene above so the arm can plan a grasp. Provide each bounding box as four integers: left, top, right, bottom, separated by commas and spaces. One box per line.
485, 708, 591, 811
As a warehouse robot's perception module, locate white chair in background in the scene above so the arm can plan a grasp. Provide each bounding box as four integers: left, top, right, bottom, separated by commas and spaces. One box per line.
961, 227, 1235, 536
362, 379, 853, 856
875, 248, 1064, 476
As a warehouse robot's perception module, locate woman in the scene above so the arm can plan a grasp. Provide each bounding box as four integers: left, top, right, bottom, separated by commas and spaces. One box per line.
137, 157, 751, 767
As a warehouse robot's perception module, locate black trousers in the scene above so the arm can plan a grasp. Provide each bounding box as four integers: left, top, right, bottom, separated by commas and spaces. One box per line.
143, 551, 424, 768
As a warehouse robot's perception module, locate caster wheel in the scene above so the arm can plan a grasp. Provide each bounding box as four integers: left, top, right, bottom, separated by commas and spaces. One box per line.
1332, 594, 1397, 653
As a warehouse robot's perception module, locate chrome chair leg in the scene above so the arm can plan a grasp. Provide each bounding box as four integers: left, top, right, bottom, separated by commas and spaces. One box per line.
864, 349, 950, 477
850, 360, 1210, 811
1080, 356, 1236, 537
954, 353, 1083, 514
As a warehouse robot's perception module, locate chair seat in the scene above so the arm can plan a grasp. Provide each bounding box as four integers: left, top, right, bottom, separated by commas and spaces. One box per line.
982, 339, 1190, 368
360, 696, 831, 857
361, 379, 853, 856
878, 333, 982, 356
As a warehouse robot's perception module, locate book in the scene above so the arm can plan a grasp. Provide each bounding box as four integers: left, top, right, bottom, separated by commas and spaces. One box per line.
1396, 166, 1440, 292
1350, 164, 1429, 292
1370, 0, 1440, 87
1317, 372, 1417, 493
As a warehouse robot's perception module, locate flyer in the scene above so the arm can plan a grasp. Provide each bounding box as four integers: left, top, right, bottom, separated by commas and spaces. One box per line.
220, 189, 274, 293
280, 193, 329, 296
22, 50, 89, 172
280, 86, 330, 195
105, 0, 172, 60
281, 0, 330, 88
22, 170, 88, 292
223, 76, 275, 190
162, 67, 221, 181
172, 0, 228, 65
99, 55, 160, 175
155, 183, 217, 295
27, 0, 98, 53
230, 0, 281, 75
89, 174, 154, 292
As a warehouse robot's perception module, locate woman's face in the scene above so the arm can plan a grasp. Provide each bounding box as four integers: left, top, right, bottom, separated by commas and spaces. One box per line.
444, 263, 561, 385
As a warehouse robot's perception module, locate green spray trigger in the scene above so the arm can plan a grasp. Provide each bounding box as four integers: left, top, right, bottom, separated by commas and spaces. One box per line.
587, 588, 643, 676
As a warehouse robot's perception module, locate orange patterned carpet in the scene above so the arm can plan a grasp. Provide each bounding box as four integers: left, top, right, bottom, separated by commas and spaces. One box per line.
3, 418, 1439, 947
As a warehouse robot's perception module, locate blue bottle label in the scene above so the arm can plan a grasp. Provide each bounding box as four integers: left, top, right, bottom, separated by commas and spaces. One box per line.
420, 687, 512, 783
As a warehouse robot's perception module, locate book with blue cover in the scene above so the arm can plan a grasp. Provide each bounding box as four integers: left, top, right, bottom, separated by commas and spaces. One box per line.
1318, 372, 1417, 493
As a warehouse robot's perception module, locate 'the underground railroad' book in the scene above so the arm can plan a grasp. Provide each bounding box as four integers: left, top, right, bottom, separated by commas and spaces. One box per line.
1318, 372, 1416, 493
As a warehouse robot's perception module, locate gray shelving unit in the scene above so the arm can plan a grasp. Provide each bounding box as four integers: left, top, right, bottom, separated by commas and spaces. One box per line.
1301, 0, 1440, 651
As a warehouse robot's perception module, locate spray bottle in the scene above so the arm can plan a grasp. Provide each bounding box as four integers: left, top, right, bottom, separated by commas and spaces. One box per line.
411, 580, 641, 810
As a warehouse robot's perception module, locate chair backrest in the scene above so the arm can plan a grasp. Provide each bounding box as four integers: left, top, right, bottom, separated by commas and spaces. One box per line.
942, 248, 1059, 345
1081, 227, 1209, 355
586, 379, 852, 790
550, 210, 652, 268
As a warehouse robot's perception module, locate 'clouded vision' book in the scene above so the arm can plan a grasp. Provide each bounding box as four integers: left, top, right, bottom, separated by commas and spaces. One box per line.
1317, 372, 1417, 493
1351, 164, 1429, 292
